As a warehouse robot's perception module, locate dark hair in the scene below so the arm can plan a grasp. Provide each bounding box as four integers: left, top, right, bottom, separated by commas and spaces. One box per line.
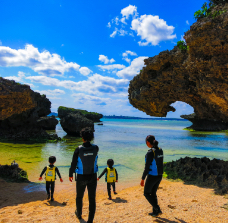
49, 156, 56, 164
153, 140, 159, 148
80, 127, 94, 142
145, 135, 155, 144
107, 159, 114, 168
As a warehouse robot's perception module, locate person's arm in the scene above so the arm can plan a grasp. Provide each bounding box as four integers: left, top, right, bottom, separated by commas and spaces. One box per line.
69, 148, 79, 180
115, 169, 118, 182
39, 166, 47, 180
97, 168, 107, 180
142, 151, 154, 180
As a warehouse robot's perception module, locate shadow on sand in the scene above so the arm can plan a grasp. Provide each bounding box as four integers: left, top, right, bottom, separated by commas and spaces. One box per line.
0, 179, 65, 209
154, 217, 187, 223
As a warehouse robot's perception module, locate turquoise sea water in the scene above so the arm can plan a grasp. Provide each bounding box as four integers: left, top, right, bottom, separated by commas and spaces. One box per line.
0, 118, 228, 185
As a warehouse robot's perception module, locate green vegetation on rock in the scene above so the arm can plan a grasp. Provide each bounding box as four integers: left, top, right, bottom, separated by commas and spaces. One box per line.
194, 1, 227, 20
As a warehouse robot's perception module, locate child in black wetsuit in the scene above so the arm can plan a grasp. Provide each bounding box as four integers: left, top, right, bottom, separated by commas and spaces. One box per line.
97, 159, 118, 200
39, 156, 63, 201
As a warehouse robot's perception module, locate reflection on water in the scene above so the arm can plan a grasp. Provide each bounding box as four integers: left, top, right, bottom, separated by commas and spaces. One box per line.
0, 118, 227, 185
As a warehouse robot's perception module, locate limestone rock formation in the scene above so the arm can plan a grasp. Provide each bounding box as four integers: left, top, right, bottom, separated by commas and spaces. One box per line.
0, 77, 59, 141
128, 4, 228, 130
58, 106, 103, 122
181, 114, 228, 131
60, 113, 94, 136
37, 116, 59, 130
164, 157, 228, 195
0, 164, 29, 182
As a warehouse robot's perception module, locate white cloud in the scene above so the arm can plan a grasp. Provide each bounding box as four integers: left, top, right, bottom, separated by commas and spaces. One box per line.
79, 67, 92, 76
0, 40, 2, 46
99, 55, 115, 64
122, 50, 137, 57
131, 15, 176, 46
121, 5, 138, 20
122, 50, 137, 63
107, 22, 111, 28
117, 56, 148, 79
186, 20, 189, 25
110, 28, 128, 37
110, 30, 117, 38
97, 64, 125, 71
36, 89, 65, 96
26, 73, 129, 95
123, 58, 131, 63
0, 44, 80, 76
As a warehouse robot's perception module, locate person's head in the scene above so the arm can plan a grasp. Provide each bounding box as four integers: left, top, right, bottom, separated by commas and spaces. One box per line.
107, 159, 114, 168
145, 135, 155, 148
49, 156, 56, 164
80, 127, 94, 142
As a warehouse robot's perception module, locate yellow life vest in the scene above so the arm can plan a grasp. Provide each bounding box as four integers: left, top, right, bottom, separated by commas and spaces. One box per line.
106, 167, 116, 183
45, 166, 56, 181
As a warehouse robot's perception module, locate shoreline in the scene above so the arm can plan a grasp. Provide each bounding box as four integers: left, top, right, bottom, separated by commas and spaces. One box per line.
1, 178, 228, 223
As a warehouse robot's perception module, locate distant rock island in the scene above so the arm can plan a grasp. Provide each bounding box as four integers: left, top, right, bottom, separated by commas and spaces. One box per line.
128, 3, 228, 131
58, 106, 103, 136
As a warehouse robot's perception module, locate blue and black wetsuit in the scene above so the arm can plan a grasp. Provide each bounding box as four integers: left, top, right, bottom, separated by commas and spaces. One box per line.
69, 142, 99, 223
142, 147, 164, 212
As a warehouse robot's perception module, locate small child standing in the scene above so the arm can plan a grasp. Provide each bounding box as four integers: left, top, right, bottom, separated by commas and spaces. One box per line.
39, 156, 63, 201
97, 159, 118, 200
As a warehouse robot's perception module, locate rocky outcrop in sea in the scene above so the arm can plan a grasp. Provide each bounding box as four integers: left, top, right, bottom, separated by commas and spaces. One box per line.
0, 77, 59, 141
128, 3, 228, 131
164, 157, 228, 195
60, 113, 94, 136
37, 116, 59, 130
58, 106, 103, 122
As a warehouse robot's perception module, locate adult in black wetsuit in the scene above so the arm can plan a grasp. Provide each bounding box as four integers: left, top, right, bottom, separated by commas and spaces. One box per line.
69, 127, 99, 223
140, 135, 164, 217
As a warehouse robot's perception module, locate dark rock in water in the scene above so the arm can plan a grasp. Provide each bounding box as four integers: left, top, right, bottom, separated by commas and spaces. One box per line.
181, 114, 228, 131
60, 113, 94, 136
0, 77, 60, 141
128, 3, 228, 131
58, 106, 103, 122
164, 157, 228, 195
97, 123, 103, 125
37, 116, 59, 130
0, 164, 29, 182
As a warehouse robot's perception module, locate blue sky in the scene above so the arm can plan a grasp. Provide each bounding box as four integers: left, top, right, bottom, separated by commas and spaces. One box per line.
0, 0, 205, 118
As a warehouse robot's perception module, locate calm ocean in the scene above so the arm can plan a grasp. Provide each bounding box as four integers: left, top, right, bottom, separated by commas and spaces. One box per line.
0, 118, 228, 185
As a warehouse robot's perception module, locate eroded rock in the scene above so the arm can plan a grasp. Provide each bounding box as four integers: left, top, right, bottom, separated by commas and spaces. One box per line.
128, 4, 228, 130
164, 157, 228, 195
37, 116, 59, 130
0, 77, 59, 141
60, 113, 94, 136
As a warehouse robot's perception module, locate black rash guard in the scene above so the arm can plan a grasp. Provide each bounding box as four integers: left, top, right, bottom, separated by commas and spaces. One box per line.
40, 164, 62, 179
142, 147, 163, 180
69, 142, 99, 178
98, 167, 118, 181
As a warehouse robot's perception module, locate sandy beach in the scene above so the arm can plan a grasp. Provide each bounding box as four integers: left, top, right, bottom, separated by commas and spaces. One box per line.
0, 178, 228, 223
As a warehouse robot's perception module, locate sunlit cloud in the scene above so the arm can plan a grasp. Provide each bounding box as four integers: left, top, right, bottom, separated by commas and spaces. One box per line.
0, 44, 81, 76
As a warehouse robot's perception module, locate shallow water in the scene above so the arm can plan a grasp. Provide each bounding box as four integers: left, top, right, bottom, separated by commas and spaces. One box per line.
0, 118, 228, 186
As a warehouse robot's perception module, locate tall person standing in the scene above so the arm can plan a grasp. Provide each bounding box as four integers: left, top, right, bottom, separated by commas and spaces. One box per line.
140, 135, 164, 217
69, 127, 99, 223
